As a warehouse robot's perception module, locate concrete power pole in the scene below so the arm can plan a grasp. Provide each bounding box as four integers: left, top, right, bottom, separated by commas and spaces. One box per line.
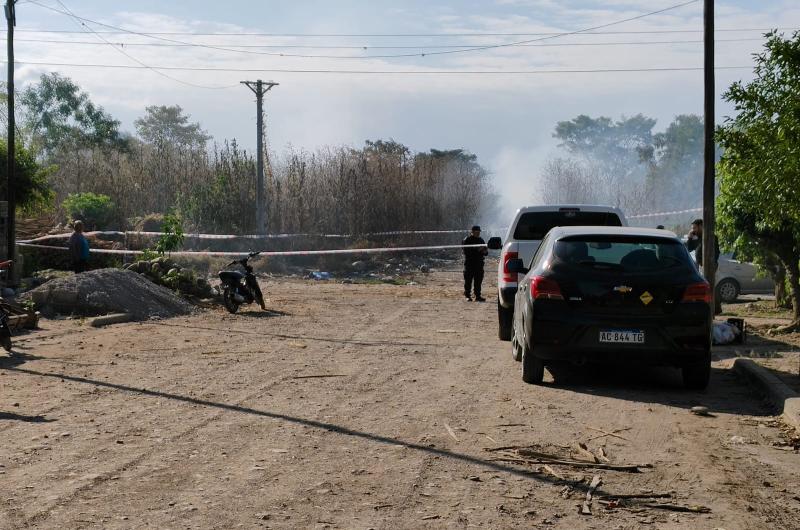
241, 80, 278, 235
4, 0, 16, 272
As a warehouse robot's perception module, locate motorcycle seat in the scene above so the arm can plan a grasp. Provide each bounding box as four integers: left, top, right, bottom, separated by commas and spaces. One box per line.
218, 270, 245, 282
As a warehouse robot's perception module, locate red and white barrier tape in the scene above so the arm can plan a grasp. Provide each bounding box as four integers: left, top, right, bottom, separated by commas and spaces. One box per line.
627, 207, 702, 219
17, 242, 487, 258
21, 228, 476, 244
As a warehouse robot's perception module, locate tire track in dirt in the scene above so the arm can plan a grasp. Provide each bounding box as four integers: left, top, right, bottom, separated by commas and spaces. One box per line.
12, 301, 413, 527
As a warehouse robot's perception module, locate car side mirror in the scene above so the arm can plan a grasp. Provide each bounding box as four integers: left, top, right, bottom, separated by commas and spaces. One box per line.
506, 258, 528, 274
487, 237, 502, 250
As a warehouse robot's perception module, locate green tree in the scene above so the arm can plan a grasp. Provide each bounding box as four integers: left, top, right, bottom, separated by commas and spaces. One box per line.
0, 140, 53, 213
554, 114, 656, 167
645, 114, 705, 208
135, 105, 210, 148
717, 30, 800, 330
20, 73, 124, 154
62, 192, 118, 230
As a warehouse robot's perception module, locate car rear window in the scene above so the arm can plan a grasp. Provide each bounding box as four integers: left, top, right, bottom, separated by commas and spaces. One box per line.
513, 211, 622, 240
553, 235, 693, 272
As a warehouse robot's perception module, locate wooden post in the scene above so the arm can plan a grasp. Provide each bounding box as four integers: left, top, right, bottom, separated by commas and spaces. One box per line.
703, 0, 716, 315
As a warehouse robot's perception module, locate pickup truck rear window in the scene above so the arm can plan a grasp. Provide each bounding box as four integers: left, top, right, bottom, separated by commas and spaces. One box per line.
512, 211, 622, 240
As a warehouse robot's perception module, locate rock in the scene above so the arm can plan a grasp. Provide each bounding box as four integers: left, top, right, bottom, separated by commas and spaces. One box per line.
1, 287, 14, 298
351, 261, 369, 272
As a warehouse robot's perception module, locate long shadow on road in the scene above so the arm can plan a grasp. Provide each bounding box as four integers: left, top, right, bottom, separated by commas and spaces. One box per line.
544, 363, 772, 417
7, 365, 620, 495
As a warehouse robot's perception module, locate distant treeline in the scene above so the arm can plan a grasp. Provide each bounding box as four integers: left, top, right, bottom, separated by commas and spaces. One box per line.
3, 73, 496, 235
49, 139, 494, 235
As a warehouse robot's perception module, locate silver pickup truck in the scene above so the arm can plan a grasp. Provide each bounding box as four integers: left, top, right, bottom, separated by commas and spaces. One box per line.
487, 205, 628, 341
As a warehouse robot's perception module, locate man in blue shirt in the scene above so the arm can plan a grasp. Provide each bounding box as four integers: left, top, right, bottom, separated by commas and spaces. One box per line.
68, 220, 90, 273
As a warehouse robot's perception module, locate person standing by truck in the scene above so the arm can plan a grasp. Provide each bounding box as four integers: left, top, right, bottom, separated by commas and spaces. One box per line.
463, 225, 488, 302
68, 220, 90, 273
686, 218, 721, 314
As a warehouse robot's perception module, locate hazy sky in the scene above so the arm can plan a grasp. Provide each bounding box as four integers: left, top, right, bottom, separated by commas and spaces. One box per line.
10, 1, 800, 213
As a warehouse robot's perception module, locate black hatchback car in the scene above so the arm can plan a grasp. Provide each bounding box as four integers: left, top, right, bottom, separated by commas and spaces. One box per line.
508, 226, 712, 389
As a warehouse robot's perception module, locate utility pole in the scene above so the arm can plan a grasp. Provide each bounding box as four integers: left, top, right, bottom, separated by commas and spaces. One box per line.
703, 0, 716, 315
241, 80, 278, 235
4, 0, 16, 273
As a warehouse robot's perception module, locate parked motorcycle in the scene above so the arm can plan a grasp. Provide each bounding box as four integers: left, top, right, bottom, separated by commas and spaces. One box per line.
0, 260, 13, 352
218, 252, 266, 314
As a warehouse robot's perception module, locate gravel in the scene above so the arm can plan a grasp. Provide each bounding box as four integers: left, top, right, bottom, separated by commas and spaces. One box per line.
23, 268, 195, 319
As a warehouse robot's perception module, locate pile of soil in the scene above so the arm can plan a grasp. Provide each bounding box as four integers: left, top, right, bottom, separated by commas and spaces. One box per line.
23, 268, 195, 319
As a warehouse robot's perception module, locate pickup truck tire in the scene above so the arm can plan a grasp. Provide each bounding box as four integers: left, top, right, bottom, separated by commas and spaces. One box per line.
511, 332, 522, 362
497, 300, 513, 341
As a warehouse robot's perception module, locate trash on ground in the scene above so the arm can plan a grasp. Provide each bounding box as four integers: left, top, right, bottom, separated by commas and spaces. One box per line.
713, 321, 741, 345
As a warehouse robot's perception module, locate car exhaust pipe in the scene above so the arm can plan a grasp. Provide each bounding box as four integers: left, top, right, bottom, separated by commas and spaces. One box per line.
572, 357, 588, 367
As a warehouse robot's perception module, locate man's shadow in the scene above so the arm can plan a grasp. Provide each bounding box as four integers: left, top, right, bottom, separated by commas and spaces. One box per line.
0, 351, 43, 369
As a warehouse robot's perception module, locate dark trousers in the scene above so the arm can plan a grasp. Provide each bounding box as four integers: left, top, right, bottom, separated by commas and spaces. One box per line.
464, 263, 484, 297
72, 260, 88, 274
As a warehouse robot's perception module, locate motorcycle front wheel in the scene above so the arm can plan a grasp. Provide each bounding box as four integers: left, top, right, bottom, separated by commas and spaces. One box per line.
222, 288, 240, 314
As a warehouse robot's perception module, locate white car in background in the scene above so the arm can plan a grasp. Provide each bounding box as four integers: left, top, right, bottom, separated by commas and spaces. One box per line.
715, 252, 775, 303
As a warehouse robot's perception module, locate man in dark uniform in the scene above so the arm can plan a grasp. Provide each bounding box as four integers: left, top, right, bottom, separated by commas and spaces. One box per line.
686, 218, 722, 314
463, 225, 488, 302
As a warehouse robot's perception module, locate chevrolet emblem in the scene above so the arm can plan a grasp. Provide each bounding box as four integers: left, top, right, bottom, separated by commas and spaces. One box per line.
613, 285, 633, 294
640, 291, 654, 305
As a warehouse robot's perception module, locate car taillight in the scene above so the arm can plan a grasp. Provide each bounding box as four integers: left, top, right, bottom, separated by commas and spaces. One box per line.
682, 282, 711, 303
501, 251, 519, 283
531, 276, 564, 300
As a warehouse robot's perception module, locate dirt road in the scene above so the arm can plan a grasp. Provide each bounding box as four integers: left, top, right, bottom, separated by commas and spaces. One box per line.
2, 270, 799, 529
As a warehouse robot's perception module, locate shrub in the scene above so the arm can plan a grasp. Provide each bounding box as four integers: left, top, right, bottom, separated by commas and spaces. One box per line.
154, 213, 185, 254
62, 192, 118, 230
133, 213, 165, 232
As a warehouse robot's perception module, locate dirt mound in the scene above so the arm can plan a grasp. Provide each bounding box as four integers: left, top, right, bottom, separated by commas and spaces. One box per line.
24, 268, 195, 319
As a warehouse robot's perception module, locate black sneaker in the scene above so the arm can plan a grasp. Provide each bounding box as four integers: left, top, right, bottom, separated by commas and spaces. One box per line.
475, 296, 486, 302
465, 295, 473, 301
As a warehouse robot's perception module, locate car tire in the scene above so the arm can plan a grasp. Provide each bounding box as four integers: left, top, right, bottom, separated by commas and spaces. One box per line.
682, 354, 711, 390
511, 328, 522, 362
521, 335, 544, 384
716, 278, 740, 304
498, 300, 513, 341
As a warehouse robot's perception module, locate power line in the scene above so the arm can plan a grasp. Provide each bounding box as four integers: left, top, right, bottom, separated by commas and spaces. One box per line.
39, 0, 237, 89
27, 0, 702, 60
4, 59, 753, 75
6, 36, 769, 50
15, 27, 798, 37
